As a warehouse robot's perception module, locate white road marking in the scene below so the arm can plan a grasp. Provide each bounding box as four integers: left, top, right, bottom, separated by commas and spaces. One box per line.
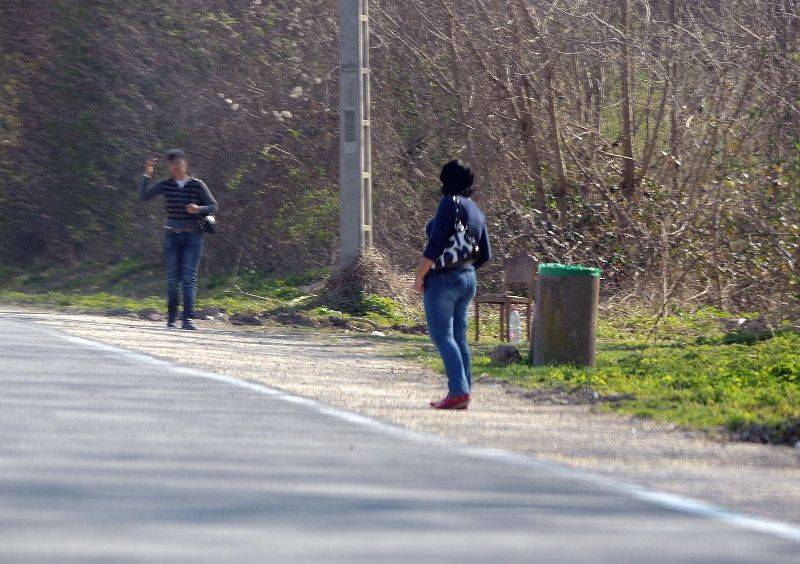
33, 321, 800, 544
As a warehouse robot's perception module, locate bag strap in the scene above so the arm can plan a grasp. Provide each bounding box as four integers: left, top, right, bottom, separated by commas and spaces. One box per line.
452, 195, 464, 226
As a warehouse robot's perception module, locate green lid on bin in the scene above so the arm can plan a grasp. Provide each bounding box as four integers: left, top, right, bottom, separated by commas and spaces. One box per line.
538, 263, 600, 278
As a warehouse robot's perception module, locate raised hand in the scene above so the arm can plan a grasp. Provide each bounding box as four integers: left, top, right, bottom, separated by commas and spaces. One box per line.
144, 157, 157, 178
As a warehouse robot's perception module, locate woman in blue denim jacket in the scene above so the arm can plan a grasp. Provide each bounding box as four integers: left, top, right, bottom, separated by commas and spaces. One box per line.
414, 160, 491, 410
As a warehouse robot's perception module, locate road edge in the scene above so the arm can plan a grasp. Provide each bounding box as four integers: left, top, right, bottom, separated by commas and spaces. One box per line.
23, 316, 800, 545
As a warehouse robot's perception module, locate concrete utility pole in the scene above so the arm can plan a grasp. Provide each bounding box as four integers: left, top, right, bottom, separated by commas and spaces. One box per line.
338, 0, 372, 268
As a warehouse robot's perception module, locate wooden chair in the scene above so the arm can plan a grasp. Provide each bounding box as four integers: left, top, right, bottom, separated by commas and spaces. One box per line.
474, 255, 536, 342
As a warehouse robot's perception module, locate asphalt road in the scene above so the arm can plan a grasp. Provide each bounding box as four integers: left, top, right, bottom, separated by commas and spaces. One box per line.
0, 315, 798, 563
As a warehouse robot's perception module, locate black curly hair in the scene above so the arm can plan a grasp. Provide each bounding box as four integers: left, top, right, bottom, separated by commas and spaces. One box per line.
439, 159, 475, 197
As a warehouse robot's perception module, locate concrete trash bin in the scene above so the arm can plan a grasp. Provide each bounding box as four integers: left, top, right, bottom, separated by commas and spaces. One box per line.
531, 263, 600, 367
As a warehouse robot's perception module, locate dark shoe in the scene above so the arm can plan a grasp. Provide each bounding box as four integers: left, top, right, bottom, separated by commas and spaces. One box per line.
182, 320, 197, 330
430, 394, 470, 410
167, 320, 177, 328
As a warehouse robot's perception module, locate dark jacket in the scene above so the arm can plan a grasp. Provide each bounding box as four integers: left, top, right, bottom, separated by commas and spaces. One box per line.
424, 195, 491, 269
139, 176, 218, 222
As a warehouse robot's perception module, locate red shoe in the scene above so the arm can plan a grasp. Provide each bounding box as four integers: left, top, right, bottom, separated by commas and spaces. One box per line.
430, 394, 470, 410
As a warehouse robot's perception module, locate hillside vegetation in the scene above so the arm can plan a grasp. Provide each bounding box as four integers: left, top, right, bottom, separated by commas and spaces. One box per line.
1, 0, 799, 313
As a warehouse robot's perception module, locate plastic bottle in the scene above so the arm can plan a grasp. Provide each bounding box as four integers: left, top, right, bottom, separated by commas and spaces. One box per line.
509, 309, 522, 343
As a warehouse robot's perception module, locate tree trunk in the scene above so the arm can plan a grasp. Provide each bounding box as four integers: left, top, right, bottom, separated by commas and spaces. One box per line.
544, 63, 569, 219
619, 0, 636, 199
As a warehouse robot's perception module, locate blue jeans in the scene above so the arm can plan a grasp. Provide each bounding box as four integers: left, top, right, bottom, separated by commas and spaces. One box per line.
424, 266, 477, 397
163, 231, 204, 322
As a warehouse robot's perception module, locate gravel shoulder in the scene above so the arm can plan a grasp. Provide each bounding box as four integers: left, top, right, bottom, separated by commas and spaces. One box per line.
15, 308, 800, 524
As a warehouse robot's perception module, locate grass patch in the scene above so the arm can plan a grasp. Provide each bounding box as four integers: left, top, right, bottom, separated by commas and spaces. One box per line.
0, 265, 423, 332
0, 290, 164, 312
477, 310, 800, 445
405, 308, 800, 446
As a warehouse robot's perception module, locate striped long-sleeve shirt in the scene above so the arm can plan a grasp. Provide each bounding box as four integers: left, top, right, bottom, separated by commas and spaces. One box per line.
139, 176, 218, 222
